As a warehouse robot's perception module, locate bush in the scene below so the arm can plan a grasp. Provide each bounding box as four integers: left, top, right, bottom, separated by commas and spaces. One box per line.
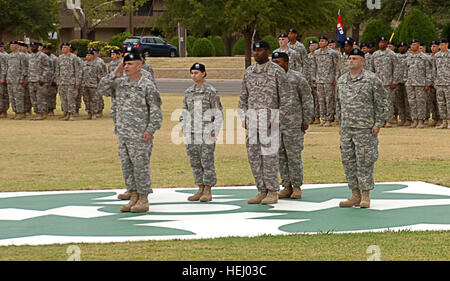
396, 8, 438, 46
232, 37, 245, 55
361, 19, 393, 44
261, 35, 278, 52
303, 36, 319, 53
69, 39, 91, 57
169, 36, 179, 48
191, 38, 216, 57
88, 41, 108, 53
187, 35, 197, 57
209, 35, 226, 56
109, 32, 132, 48
441, 22, 450, 40
100, 45, 120, 57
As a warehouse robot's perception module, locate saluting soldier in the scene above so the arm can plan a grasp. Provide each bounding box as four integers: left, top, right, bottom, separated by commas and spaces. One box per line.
336, 48, 388, 209
272, 52, 314, 200
98, 51, 163, 213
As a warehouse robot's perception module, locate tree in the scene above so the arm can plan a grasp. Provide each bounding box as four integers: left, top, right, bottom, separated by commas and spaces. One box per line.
0, 0, 59, 40
65, 0, 149, 39
361, 19, 393, 43
396, 8, 438, 45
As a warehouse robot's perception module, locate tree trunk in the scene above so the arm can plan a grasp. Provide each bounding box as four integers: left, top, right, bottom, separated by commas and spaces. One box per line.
353, 22, 360, 42
243, 27, 253, 69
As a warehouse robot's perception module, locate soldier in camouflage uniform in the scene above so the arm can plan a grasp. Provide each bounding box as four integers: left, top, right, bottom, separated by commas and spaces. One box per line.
27, 42, 51, 120
311, 36, 339, 127
272, 52, 314, 200
404, 39, 433, 128
18, 41, 32, 115
70, 46, 83, 116
179, 63, 223, 202
274, 33, 302, 72
336, 48, 388, 209
0, 42, 9, 118
434, 38, 450, 129
338, 38, 353, 79
305, 40, 320, 124
393, 42, 412, 126
364, 42, 376, 71
3, 41, 28, 120
91, 48, 107, 117
42, 45, 58, 116
370, 37, 398, 127
427, 41, 441, 126
98, 52, 162, 213
287, 28, 308, 74
81, 49, 105, 120
55, 42, 82, 121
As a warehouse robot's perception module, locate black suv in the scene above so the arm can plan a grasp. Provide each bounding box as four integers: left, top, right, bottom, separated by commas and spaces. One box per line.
122, 36, 178, 57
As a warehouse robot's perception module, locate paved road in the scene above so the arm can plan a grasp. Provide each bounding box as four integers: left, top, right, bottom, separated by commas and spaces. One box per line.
155, 79, 241, 94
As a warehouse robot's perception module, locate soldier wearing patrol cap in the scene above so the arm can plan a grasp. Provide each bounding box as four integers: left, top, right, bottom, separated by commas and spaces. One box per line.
336, 48, 388, 208
180, 63, 223, 202
272, 51, 314, 200
98, 51, 163, 213
434, 38, 450, 129
238, 40, 291, 205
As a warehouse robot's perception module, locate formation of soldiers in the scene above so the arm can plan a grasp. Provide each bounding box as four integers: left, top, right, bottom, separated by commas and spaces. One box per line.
0, 41, 143, 121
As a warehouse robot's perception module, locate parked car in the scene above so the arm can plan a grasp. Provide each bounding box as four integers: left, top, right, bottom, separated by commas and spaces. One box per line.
122, 36, 178, 57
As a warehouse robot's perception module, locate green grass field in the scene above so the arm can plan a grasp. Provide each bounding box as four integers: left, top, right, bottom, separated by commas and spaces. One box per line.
0, 93, 449, 261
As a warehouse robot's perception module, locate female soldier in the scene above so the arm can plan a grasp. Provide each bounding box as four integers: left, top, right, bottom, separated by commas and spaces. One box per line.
180, 63, 223, 202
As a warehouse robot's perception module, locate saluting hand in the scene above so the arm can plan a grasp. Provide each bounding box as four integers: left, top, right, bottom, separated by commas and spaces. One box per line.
114, 63, 124, 77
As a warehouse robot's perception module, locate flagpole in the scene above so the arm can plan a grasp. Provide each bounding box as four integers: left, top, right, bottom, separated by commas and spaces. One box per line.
390, 0, 408, 42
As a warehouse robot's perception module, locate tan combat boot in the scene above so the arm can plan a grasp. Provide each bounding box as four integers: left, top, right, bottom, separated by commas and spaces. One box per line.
416, 119, 425, 129
313, 118, 321, 124
48, 109, 54, 116
278, 186, 293, 199
117, 191, 131, 200
404, 120, 412, 127
428, 119, 437, 127
323, 121, 332, 127
290, 187, 302, 199
131, 193, 149, 213
409, 119, 418, 128
33, 113, 45, 121
435, 120, 448, 129
120, 191, 139, 212
59, 112, 69, 120
339, 189, 361, 207
397, 120, 405, 126
384, 122, 392, 128
447, 119, 450, 129
247, 192, 267, 204
68, 113, 76, 121
200, 185, 212, 202
14, 113, 25, 120
261, 191, 278, 205
360, 190, 371, 208
188, 185, 204, 201
0, 112, 7, 119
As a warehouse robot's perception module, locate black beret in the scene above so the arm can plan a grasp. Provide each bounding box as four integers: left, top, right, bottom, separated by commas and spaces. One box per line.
0, 42, 4, 46
348, 48, 366, 58
388, 41, 395, 45
398, 41, 408, 47
367, 42, 376, 48
253, 40, 270, 50
430, 41, 439, 46
440, 38, 449, 43
360, 42, 368, 48
110, 48, 121, 54
379, 36, 388, 42
123, 52, 142, 62
278, 33, 288, 38
420, 42, 426, 46
86, 49, 95, 55
18, 41, 28, 47
411, 39, 420, 44
288, 28, 298, 34
344, 39, 353, 46
272, 51, 289, 62
319, 35, 328, 41
309, 40, 318, 44
328, 39, 335, 43
43, 44, 53, 50
353, 41, 360, 47
9, 40, 19, 45
190, 62, 206, 72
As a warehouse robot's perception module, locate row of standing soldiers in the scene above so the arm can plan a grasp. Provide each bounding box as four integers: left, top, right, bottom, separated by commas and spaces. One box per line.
0, 41, 142, 121
272, 29, 450, 129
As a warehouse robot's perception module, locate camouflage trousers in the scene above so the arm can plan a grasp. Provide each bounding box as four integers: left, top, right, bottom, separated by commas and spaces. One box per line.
25, 86, 31, 113
316, 83, 335, 121
395, 83, 411, 121
246, 132, 280, 192
384, 85, 396, 122
406, 86, 427, 120
279, 129, 304, 188
81, 86, 102, 113
340, 128, 378, 191
75, 88, 82, 113
426, 87, 440, 120
185, 134, 217, 187
7, 83, 25, 113
436, 85, 450, 120
311, 86, 320, 118
58, 84, 78, 113
28, 82, 48, 113
118, 137, 154, 195
0, 83, 8, 113
47, 85, 57, 111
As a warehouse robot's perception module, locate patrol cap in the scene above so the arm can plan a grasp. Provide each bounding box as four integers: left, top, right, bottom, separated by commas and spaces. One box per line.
271, 51, 289, 62
288, 28, 298, 34
410, 39, 420, 44
348, 48, 366, 58
430, 40, 439, 46
123, 51, 142, 62
190, 62, 206, 72
253, 40, 270, 50
278, 33, 288, 38
319, 35, 328, 41
440, 38, 448, 43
